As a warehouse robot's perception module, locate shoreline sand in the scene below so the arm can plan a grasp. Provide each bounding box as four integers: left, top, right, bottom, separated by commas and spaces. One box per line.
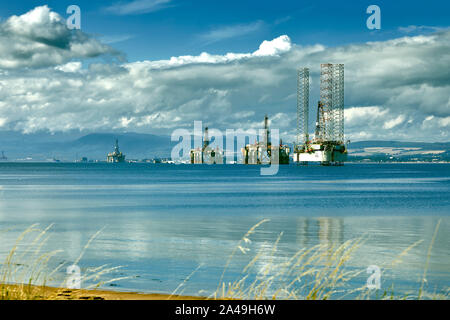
1, 284, 208, 300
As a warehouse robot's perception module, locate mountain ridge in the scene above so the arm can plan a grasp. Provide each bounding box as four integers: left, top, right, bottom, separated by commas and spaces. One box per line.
0, 130, 449, 161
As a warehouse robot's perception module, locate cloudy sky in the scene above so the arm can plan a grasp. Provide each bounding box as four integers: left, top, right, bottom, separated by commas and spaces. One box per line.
0, 1, 448, 142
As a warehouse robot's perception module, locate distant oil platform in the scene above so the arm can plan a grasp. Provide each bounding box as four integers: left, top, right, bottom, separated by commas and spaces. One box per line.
112, 63, 347, 166
294, 64, 348, 165
189, 116, 290, 165
241, 115, 290, 165
107, 139, 126, 163
189, 63, 347, 166
190, 127, 223, 164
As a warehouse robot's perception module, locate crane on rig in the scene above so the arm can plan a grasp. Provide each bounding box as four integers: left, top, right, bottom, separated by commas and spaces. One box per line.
293, 64, 348, 165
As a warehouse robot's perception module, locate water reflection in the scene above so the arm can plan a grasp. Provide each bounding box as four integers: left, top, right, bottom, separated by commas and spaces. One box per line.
0, 163, 449, 296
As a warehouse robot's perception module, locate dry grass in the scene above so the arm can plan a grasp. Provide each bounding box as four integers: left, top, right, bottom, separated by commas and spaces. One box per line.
213, 219, 449, 300
0, 224, 128, 300
213, 220, 365, 300
1, 220, 448, 300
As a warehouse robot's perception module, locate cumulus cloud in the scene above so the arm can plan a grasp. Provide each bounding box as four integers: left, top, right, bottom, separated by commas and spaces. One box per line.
129, 34, 292, 70
253, 35, 292, 56
0, 6, 120, 69
0, 6, 449, 142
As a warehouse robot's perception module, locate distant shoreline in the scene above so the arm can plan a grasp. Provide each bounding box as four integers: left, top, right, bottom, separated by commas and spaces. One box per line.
0, 161, 449, 164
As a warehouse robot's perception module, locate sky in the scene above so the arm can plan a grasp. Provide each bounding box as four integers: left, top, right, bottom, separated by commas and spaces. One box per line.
0, 0, 449, 142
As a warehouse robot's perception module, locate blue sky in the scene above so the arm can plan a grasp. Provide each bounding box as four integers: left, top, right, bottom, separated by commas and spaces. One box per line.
1, 0, 448, 61
0, 1, 448, 142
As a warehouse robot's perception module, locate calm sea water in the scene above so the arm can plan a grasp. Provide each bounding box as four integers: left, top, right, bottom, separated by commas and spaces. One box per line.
0, 163, 449, 298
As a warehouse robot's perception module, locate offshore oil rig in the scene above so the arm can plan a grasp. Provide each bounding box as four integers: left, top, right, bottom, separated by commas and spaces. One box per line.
242, 115, 290, 165
107, 139, 126, 163
190, 126, 224, 164
293, 64, 348, 165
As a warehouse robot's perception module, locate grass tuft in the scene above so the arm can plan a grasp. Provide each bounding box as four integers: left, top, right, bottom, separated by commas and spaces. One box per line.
0, 225, 128, 300
213, 219, 448, 300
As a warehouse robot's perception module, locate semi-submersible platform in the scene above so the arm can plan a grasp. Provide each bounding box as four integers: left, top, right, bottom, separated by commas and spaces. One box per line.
241, 115, 290, 165
190, 126, 224, 164
189, 116, 290, 165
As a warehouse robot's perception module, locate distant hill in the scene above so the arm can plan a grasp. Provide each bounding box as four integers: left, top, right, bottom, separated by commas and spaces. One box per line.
348, 141, 450, 162
0, 130, 449, 162
348, 140, 450, 149
0, 131, 172, 161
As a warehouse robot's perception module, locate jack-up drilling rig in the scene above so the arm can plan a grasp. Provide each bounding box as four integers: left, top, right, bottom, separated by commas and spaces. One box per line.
293, 64, 348, 165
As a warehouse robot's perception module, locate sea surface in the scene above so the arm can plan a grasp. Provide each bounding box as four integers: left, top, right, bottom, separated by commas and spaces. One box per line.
0, 163, 449, 298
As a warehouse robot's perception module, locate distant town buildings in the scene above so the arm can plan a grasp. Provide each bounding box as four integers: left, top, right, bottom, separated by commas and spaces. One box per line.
107, 139, 126, 163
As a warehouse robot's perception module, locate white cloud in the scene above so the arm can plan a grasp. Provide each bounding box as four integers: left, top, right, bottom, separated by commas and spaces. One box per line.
439, 117, 450, 127
100, 34, 135, 44
345, 106, 388, 124
383, 115, 405, 129
55, 62, 82, 73
398, 25, 447, 34
5, 4, 66, 42
253, 35, 292, 56
0, 6, 449, 142
104, 0, 172, 15
0, 6, 120, 69
126, 35, 291, 69
273, 16, 292, 26
199, 21, 264, 44
422, 115, 450, 128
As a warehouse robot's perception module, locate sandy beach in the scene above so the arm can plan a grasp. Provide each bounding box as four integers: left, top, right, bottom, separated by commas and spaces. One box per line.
2, 284, 207, 300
